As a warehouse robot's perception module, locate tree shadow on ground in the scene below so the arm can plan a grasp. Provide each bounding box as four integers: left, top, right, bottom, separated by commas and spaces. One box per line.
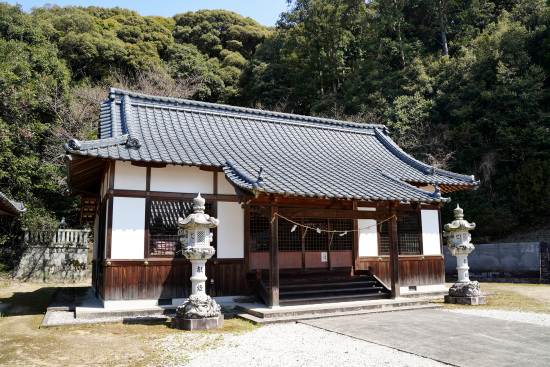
122, 318, 172, 327
0, 286, 57, 316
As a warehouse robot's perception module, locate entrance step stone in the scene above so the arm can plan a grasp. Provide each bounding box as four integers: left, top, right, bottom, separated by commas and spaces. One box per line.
235, 298, 442, 325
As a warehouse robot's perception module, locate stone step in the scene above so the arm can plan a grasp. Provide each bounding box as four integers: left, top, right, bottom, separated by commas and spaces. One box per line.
279, 292, 390, 306
236, 303, 443, 325
236, 298, 431, 319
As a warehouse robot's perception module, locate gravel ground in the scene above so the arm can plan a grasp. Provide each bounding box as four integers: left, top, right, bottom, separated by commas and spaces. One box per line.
152, 309, 550, 367
152, 323, 447, 367
46, 308, 550, 366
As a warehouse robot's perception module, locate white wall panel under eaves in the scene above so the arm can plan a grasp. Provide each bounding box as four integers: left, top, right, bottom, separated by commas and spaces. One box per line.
216, 202, 244, 258
110, 197, 145, 260
421, 209, 441, 255
150, 165, 213, 194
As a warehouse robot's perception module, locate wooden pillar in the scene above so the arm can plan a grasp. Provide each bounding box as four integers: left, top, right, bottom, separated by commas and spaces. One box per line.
269, 204, 279, 307
352, 200, 359, 275
388, 201, 400, 298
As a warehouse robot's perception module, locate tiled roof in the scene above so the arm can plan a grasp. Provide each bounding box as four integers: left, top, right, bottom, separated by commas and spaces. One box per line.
0, 191, 26, 217
64, 88, 478, 203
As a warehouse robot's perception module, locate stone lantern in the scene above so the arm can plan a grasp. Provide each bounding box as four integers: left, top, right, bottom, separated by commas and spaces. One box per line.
443, 205, 485, 305
171, 193, 224, 330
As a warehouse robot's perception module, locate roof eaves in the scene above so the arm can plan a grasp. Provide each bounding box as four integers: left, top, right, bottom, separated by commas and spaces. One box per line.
374, 129, 477, 184
0, 191, 26, 216
380, 171, 450, 203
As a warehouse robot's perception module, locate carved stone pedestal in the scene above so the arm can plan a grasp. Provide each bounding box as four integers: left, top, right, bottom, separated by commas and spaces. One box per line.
444, 280, 486, 305
170, 293, 223, 331
171, 315, 224, 331
444, 295, 486, 305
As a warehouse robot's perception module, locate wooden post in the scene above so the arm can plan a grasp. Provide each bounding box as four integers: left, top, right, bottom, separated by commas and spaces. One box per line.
388, 201, 400, 298
352, 200, 359, 275
269, 204, 279, 307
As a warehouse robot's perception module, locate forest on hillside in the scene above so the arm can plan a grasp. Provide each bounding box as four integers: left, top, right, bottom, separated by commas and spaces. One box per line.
1, 0, 549, 265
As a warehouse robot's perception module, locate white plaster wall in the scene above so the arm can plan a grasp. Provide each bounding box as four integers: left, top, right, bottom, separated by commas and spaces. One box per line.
111, 197, 145, 259
418, 184, 435, 193
114, 161, 146, 191
358, 207, 378, 257
217, 172, 236, 195
216, 202, 244, 258
150, 165, 213, 194
104, 198, 109, 259
421, 209, 441, 255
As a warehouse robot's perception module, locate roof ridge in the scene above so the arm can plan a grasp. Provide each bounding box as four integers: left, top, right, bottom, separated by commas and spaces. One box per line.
64, 135, 129, 151
109, 87, 387, 131
127, 99, 377, 136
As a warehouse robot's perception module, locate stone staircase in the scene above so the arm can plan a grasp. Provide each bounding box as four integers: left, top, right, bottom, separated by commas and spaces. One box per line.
235, 298, 442, 325
258, 271, 391, 306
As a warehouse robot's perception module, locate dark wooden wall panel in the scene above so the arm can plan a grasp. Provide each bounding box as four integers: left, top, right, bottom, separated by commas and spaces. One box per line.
357, 257, 444, 287
103, 259, 245, 300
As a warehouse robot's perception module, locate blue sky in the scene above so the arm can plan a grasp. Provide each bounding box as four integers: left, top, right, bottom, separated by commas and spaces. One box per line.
7, 1, 290, 26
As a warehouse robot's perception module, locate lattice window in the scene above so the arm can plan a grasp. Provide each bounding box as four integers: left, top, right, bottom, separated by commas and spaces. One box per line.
378, 212, 421, 255
398, 213, 421, 254
304, 218, 328, 251
149, 200, 212, 256
330, 219, 353, 251
278, 217, 302, 252
197, 230, 205, 244
379, 221, 390, 255
250, 206, 269, 252
248, 209, 354, 253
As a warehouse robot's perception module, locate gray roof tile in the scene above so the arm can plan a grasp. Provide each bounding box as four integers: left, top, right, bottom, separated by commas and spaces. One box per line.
65, 88, 479, 203
0, 191, 26, 217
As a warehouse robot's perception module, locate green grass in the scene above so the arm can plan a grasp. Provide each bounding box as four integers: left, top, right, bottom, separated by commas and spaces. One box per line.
431, 283, 550, 314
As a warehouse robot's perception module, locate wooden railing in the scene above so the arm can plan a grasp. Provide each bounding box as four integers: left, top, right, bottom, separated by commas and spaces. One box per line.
24, 229, 90, 245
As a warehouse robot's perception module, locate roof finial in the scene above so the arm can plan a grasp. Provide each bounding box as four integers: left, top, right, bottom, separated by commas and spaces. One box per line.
454, 204, 464, 219
193, 193, 206, 213
257, 167, 264, 182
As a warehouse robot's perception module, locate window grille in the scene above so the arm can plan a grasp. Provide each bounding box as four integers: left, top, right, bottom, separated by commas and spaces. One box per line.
149, 200, 212, 256
250, 206, 269, 252
330, 219, 353, 251
197, 230, 205, 244
378, 211, 421, 255
248, 208, 353, 253
379, 221, 390, 255
398, 213, 421, 254
278, 217, 302, 251
304, 218, 328, 251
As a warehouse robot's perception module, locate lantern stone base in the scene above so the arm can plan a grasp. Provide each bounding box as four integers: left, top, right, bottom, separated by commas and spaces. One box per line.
444, 295, 486, 305
171, 315, 224, 331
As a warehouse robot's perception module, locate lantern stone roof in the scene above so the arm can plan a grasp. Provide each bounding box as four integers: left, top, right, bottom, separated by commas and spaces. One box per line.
64, 88, 478, 203
0, 191, 26, 217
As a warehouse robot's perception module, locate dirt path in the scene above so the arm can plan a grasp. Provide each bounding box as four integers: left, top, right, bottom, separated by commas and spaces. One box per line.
0, 281, 169, 367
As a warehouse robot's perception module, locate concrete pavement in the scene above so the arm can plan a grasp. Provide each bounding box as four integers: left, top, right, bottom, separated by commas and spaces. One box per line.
302, 308, 550, 367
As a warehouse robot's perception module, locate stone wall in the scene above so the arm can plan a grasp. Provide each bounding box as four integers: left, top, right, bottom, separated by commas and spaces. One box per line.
444, 242, 548, 284
15, 230, 92, 282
